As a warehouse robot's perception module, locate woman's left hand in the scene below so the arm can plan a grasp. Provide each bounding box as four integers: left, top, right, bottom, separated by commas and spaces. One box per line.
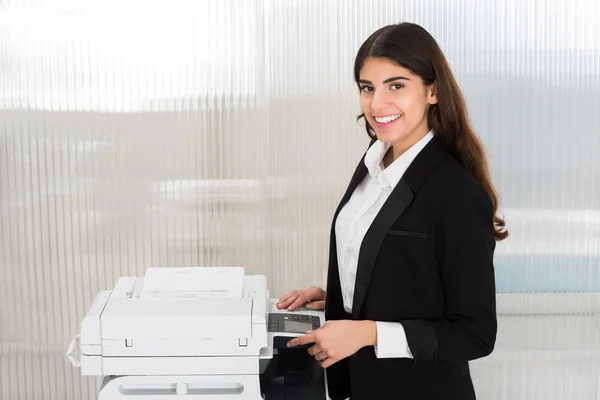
286, 320, 377, 368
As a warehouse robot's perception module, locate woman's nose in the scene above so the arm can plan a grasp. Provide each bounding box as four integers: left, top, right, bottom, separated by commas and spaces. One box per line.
370, 91, 390, 111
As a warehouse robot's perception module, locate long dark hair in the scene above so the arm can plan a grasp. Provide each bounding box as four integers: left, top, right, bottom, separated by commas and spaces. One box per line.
354, 22, 507, 240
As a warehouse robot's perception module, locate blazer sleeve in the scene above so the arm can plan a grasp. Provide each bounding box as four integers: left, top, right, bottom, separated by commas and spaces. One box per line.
400, 181, 497, 362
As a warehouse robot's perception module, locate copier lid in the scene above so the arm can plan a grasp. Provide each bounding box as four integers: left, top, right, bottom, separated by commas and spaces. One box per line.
100, 297, 254, 339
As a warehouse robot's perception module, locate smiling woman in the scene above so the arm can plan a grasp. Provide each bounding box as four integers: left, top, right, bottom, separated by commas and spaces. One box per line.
353, 23, 507, 240
280, 22, 508, 400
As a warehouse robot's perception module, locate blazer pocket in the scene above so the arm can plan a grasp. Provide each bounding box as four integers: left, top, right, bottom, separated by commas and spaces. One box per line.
387, 230, 426, 238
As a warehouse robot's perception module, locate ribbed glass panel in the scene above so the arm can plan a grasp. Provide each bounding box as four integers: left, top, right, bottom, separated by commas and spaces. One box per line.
0, 1, 598, 399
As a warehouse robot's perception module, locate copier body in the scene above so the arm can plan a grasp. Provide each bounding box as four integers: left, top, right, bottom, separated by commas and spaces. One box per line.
69, 271, 327, 399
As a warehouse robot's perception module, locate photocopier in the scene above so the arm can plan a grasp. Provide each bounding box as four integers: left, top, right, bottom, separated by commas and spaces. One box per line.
67, 267, 328, 400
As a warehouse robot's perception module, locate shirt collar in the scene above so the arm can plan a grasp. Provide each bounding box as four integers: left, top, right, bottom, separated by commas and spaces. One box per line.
364, 130, 435, 189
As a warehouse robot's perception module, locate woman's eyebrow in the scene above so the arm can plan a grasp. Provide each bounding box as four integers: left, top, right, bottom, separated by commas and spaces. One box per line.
358, 76, 410, 85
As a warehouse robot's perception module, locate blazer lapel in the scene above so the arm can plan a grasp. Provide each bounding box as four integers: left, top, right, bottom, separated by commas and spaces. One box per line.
333, 155, 368, 222
326, 147, 370, 319
351, 180, 413, 318
351, 136, 448, 319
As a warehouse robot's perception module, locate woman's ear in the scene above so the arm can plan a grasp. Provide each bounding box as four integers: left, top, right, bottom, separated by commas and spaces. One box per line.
428, 81, 438, 105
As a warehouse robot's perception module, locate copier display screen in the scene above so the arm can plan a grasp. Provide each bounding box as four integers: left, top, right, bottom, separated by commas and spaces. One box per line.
284, 320, 313, 333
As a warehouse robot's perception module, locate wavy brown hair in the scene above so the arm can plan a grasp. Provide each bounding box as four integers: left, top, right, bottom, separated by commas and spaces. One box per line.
354, 22, 507, 240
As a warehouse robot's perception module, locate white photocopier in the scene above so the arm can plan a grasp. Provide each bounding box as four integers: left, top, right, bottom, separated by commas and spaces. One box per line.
67, 267, 328, 400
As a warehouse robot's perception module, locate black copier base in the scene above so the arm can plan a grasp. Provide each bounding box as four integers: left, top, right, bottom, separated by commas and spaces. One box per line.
260, 337, 326, 400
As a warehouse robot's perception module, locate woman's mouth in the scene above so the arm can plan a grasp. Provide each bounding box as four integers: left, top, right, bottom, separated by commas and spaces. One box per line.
373, 114, 402, 128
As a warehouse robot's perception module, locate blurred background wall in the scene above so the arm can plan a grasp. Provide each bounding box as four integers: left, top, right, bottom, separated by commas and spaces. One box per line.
0, 0, 599, 399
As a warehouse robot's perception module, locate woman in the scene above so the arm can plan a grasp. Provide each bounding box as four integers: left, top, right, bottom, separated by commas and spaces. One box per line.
277, 22, 508, 400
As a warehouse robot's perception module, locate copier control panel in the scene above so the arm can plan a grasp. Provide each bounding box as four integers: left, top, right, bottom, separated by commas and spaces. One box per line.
268, 312, 321, 334
267, 299, 323, 335
266, 299, 325, 349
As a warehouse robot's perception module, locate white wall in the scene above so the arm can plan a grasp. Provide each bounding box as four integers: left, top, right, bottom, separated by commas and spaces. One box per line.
1, 0, 599, 399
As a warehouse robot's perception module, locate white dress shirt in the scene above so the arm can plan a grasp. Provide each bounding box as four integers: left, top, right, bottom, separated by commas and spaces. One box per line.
334, 130, 434, 358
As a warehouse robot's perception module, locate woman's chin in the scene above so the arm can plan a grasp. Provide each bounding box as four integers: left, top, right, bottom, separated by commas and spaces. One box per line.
375, 131, 403, 144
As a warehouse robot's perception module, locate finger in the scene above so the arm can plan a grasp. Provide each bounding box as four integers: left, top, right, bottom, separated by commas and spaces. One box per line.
277, 293, 291, 304
279, 295, 301, 310
306, 300, 326, 310
277, 291, 297, 304
287, 332, 316, 347
314, 350, 329, 361
276, 299, 291, 309
277, 294, 298, 311
306, 344, 322, 356
320, 357, 338, 369
287, 294, 310, 311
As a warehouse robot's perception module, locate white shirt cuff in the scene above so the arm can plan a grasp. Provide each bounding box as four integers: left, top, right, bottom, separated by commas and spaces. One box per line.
373, 321, 414, 359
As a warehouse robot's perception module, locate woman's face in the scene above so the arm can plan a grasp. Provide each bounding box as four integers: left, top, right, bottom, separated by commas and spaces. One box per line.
359, 57, 437, 151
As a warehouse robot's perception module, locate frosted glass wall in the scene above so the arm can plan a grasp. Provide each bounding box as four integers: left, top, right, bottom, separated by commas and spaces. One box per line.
0, 0, 599, 399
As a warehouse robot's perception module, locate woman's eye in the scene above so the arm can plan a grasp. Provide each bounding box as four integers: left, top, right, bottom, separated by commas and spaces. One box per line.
391, 83, 404, 90
360, 86, 374, 93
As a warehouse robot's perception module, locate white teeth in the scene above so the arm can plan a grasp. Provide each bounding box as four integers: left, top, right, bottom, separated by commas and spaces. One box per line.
375, 114, 401, 123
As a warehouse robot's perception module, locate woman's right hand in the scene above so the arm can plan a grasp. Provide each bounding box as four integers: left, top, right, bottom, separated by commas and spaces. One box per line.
277, 286, 326, 311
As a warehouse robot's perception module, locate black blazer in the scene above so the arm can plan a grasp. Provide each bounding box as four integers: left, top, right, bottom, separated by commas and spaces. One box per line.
325, 136, 497, 400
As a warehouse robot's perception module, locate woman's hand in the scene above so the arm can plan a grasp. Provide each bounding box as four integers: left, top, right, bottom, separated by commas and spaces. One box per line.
277, 286, 326, 311
287, 320, 377, 368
